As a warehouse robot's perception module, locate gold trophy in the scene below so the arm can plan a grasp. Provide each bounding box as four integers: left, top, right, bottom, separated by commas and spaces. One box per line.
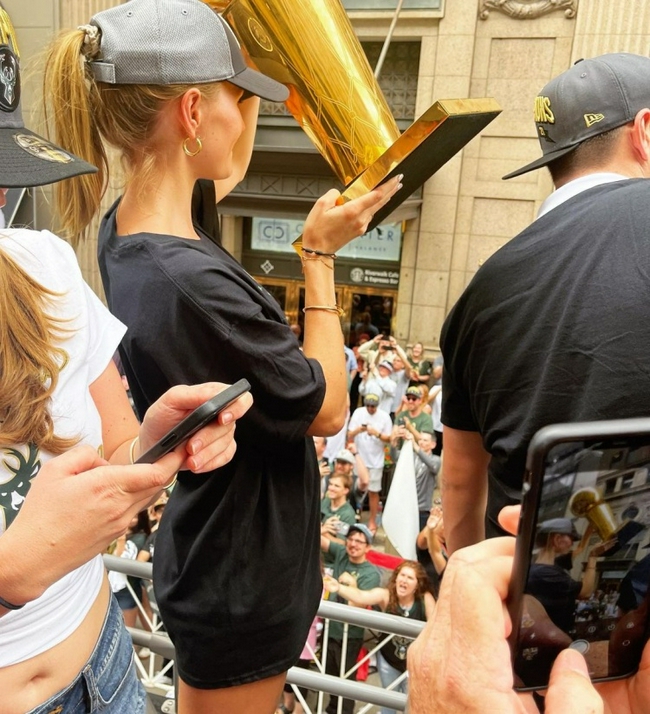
569, 486, 643, 552
206, 0, 501, 232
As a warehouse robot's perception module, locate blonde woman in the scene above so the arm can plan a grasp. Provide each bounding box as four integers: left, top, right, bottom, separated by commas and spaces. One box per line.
43, 0, 401, 711
0, 7, 251, 714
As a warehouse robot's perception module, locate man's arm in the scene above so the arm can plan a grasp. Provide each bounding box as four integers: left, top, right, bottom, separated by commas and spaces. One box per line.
413, 447, 440, 474
441, 426, 491, 554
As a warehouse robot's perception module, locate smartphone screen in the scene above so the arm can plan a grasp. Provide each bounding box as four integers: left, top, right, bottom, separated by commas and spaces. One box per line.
509, 419, 650, 690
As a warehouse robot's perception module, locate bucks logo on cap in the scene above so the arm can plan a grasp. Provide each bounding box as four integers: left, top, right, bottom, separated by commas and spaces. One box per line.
0, 4, 19, 113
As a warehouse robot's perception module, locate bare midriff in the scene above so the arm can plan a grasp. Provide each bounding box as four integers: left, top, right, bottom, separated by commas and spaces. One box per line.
0, 574, 111, 714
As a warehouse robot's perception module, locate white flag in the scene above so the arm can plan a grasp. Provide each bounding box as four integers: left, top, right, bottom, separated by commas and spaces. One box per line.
382, 440, 419, 560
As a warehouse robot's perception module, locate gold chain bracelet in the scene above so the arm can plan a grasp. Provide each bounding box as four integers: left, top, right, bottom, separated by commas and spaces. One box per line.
303, 305, 345, 317
300, 252, 334, 271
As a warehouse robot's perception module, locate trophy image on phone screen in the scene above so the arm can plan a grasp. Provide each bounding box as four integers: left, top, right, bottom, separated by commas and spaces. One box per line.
206, 0, 501, 235
509, 421, 650, 691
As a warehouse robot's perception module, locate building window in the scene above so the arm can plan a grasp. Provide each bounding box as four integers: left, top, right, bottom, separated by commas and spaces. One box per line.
621, 473, 635, 490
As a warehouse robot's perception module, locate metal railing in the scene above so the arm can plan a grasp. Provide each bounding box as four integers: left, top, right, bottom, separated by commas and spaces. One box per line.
104, 555, 424, 713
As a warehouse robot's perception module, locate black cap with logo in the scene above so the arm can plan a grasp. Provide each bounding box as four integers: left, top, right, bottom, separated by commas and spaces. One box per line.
503, 53, 650, 180
0, 4, 96, 187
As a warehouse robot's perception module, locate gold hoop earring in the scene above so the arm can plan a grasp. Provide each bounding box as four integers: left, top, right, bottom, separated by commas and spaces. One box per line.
183, 136, 202, 157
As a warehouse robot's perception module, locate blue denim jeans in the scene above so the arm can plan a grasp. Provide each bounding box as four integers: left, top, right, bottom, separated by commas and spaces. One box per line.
377, 651, 408, 714
26, 593, 146, 714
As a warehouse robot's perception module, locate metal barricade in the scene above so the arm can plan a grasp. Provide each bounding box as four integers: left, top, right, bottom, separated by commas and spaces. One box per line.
104, 554, 424, 713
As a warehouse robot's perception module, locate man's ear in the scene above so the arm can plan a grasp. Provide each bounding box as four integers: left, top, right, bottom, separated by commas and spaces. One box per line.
178, 88, 203, 138
630, 108, 650, 165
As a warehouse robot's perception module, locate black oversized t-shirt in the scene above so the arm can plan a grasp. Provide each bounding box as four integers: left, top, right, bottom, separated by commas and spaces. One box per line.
441, 179, 650, 535
98, 200, 325, 687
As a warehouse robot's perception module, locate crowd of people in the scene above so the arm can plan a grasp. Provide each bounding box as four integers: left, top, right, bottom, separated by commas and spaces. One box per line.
2, 0, 650, 712
308, 338, 446, 713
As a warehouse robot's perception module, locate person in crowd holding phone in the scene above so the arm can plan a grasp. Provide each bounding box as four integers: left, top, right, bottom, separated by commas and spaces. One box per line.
324, 560, 434, 714
43, 1, 402, 710
359, 358, 397, 415
406, 342, 432, 388
392, 386, 434, 450
415, 506, 447, 597
314, 435, 331, 498
348, 394, 393, 534
0, 7, 252, 712
320, 523, 381, 714
390, 430, 441, 533
320, 459, 358, 567
439, 53, 650, 555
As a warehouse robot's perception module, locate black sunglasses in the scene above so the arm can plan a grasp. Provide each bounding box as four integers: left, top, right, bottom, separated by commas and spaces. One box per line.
406, 394, 420, 401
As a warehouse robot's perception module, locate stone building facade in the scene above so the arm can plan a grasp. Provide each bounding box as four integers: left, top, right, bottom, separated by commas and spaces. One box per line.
7, 0, 650, 356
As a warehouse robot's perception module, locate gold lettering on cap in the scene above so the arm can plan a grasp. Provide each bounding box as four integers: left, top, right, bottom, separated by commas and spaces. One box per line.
584, 113, 605, 127
534, 96, 555, 124
0, 7, 19, 57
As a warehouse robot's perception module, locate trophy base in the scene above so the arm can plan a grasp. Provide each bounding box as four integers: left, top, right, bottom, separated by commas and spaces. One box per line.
596, 520, 646, 556
343, 97, 502, 230
292, 97, 501, 253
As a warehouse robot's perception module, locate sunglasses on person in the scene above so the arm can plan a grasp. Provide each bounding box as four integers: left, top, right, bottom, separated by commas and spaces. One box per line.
406, 394, 420, 401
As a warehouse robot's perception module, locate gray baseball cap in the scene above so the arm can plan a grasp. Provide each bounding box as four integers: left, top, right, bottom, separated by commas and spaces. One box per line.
88, 0, 289, 102
503, 53, 650, 179
348, 523, 374, 545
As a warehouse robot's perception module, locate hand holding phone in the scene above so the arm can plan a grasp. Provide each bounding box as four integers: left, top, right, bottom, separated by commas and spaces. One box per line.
136, 379, 251, 464
508, 418, 650, 690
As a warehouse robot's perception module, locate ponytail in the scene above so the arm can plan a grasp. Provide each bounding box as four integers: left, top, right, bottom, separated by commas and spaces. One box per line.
43, 27, 107, 246
43, 27, 222, 246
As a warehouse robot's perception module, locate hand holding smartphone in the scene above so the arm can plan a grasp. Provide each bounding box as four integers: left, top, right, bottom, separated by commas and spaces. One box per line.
508, 418, 650, 690
136, 379, 251, 464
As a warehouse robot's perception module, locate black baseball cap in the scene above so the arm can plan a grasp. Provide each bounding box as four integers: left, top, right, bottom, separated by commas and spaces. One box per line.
504, 53, 650, 179
0, 4, 97, 187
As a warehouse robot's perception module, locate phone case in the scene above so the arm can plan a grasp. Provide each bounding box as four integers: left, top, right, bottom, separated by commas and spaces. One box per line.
509, 417, 650, 690
135, 378, 251, 464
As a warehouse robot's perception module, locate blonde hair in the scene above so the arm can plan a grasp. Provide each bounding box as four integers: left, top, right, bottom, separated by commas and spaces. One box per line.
42, 28, 219, 245
0, 250, 76, 454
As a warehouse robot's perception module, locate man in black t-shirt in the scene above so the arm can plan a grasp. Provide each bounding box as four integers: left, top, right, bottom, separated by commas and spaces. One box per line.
441, 53, 650, 554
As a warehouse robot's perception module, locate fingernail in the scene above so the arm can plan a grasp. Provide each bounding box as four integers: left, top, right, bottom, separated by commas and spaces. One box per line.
221, 411, 233, 425
189, 439, 202, 455
397, 174, 404, 182
397, 183, 403, 191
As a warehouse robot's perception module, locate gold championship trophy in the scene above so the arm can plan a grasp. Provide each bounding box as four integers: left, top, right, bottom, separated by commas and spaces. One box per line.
206, 0, 501, 234
569, 486, 644, 553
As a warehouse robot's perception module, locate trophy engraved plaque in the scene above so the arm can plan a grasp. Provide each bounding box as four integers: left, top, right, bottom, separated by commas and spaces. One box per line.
206, 0, 502, 231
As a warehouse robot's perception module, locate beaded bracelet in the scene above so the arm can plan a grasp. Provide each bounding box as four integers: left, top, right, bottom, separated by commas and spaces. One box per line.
303, 305, 345, 317
0, 594, 25, 610
302, 247, 337, 259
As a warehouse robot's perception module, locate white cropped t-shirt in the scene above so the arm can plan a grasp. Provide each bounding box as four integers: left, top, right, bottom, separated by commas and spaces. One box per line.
0, 229, 125, 667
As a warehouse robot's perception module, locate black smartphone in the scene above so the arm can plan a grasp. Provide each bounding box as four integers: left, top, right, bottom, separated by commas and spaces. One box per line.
508, 418, 650, 690
135, 378, 251, 464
